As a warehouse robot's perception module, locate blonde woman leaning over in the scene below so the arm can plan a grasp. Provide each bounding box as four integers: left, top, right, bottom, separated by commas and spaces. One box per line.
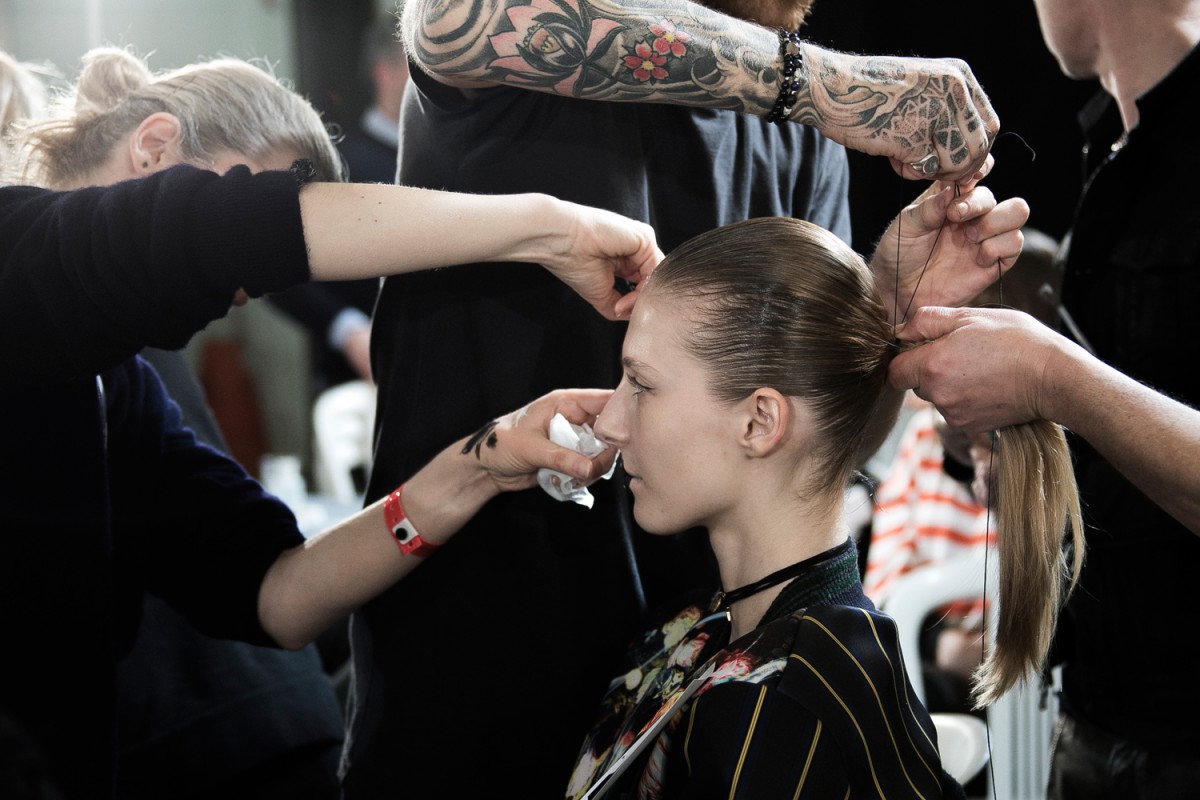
0, 45, 659, 800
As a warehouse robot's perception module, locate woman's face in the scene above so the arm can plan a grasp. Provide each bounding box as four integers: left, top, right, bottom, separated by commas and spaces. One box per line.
594, 293, 745, 534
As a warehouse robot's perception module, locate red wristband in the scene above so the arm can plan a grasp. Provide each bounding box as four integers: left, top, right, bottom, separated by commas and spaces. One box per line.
383, 485, 441, 557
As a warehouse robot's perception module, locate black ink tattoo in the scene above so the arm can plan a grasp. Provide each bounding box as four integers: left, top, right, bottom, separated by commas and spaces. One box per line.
462, 419, 500, 459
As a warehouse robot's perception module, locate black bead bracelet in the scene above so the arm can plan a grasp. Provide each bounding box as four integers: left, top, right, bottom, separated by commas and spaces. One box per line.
765, 28, 804, 125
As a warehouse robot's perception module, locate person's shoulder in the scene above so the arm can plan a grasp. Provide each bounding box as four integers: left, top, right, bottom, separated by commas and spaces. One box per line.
772, 605, 902, 686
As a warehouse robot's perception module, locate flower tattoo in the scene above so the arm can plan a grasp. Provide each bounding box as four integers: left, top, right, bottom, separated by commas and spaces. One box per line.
649, 21, 689, 57
624, 41, 667, 82
487, 2, 694, 93
488, 0, 622, 95
622, 20, 689, 84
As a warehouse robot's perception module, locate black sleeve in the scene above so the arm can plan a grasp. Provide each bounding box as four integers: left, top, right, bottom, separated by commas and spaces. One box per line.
0, 165, 310, 383
105, 357, 303, 646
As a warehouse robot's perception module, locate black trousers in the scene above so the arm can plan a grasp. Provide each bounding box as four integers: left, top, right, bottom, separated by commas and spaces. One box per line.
1048, 712, 1200, 800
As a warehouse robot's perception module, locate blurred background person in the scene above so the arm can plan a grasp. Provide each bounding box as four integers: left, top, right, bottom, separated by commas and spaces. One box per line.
267, 15, 411, 399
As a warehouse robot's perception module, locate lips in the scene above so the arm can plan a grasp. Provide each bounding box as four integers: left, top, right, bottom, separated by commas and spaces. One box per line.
616, 454, 639, 485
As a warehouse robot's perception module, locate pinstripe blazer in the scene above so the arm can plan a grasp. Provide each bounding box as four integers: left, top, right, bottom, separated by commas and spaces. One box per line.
568, 587, 964, 799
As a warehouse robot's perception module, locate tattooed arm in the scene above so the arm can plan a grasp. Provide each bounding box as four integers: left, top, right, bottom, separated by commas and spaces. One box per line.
400, 0, 997, 182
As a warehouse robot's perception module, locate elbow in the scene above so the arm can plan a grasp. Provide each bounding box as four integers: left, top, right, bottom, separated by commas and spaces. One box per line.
399, 0, 485, 80
272, 629, 315, 652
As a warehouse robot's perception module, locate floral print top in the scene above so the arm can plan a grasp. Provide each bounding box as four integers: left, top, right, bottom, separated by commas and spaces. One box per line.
566, 539, 964, 799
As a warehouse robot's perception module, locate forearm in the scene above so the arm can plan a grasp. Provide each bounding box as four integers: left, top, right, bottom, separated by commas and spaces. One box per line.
258, 434, 499, 648
299, 183, 565, 280
402, 0, 993, 172
402, 0, 777, 110
1045, 345, 1200, 536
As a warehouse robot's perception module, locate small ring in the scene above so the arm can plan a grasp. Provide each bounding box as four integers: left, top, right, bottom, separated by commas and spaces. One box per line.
911, 152, 940, 176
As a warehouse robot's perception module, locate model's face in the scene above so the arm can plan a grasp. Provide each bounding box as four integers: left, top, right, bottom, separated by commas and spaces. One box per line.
594, 293, 744, 534
1033, 0, 1101, 79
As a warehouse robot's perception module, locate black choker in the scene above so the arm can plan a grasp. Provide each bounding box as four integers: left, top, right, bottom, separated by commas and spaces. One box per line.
710, 545, 846, 613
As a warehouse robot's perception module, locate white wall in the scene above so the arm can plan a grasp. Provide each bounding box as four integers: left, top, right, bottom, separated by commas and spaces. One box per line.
1, 0, 315, 477
0, 0, 296, 80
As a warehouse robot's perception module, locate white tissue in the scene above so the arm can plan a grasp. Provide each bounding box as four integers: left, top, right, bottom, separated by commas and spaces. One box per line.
538, 413, 615, 508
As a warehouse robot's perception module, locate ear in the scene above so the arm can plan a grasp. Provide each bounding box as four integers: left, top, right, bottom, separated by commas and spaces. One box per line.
129, 112, 183, 176
738, 388, 792, 458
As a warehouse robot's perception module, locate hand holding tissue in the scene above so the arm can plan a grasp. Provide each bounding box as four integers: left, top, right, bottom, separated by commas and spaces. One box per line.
538, 413, 616, 508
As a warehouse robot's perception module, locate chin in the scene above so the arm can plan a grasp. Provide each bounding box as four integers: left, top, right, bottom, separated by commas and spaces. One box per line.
632, 505, 689, 537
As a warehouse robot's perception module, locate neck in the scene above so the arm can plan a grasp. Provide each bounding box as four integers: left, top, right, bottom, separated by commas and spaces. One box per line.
1097, 6, 1200, 130
708, 486, 845, 639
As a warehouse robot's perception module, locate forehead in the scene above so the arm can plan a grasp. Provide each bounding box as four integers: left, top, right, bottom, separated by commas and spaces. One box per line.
623, 293, 700, 371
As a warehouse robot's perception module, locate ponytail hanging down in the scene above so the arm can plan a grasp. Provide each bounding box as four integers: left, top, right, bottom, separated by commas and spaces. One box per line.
971, 418, 1084, 707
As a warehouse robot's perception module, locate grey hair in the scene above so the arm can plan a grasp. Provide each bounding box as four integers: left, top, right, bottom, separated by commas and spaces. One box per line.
9, 46, 341, 187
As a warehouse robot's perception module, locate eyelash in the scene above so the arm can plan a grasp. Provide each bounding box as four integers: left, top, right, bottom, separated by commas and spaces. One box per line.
626, 373, 649, 396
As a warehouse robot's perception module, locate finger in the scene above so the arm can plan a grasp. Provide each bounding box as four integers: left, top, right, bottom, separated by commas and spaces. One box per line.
974, 228, 1025, 272
541, 444, 597, 481
890, 157, 941, 183
963, 196, 1030, 251
614, 284, 641, 319
894, 305, 967, 343
588, 287, 626, 322
554, 389, 616, 422
887, 347, 925, 392
945, 184, 997, 224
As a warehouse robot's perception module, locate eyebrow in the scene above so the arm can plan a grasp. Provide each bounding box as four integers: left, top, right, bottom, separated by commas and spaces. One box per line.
621, 356, 652, 373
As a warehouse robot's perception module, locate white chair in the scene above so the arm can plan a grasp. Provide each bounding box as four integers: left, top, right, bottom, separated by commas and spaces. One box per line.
932, 712, 991, 788
311, 380, 376, 506
878, 552, 1058, 798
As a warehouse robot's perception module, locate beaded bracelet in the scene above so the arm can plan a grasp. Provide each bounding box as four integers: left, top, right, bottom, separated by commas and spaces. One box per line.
765, 27, 804, 125
384, 485, 441, 557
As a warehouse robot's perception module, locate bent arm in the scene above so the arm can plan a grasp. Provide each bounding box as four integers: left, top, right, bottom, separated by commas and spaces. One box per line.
258, 388, 615, 648
401, 0, 996, 180
891, 306, 1200, 535
3, 168, 658, 382
1042, 337, 1200, 537
299, 182, 660, 320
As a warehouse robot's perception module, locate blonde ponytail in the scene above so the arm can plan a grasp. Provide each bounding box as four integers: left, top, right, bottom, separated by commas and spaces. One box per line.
971, 419, 1084, 706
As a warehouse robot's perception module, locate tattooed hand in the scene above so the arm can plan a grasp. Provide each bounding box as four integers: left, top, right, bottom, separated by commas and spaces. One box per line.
403, 0, 997, 181
799, 45, 999, 184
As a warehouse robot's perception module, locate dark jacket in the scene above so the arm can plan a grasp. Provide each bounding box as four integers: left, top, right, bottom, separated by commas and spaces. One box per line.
0, 165, 319, 798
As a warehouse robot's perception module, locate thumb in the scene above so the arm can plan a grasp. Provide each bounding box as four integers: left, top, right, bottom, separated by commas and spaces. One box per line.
543, 444, 595, 482
894, 305, 966, 344
887, 346, 924, 393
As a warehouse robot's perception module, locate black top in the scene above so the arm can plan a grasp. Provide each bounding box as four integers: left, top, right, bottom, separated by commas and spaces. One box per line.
1052, 42, 1200, 751
571, 540, 965, 799
0, 166, 318, 798
343, 65, 852, 798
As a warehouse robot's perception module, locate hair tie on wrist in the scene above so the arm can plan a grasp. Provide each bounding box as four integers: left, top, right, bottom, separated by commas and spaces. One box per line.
765, 28, 804, 125
384, 485, 441, 557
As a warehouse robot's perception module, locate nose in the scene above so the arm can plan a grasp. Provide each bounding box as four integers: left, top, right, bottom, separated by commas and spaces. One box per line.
593, 384, 629, 447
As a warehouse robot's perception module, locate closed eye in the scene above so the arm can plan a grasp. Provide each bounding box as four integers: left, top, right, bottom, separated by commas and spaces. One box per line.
626, 372, 649, 396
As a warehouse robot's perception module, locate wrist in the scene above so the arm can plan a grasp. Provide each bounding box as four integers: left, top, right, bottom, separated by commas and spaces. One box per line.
383, 485, 441, 557
764, 28, 806, 125
499, 193, 566, 267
